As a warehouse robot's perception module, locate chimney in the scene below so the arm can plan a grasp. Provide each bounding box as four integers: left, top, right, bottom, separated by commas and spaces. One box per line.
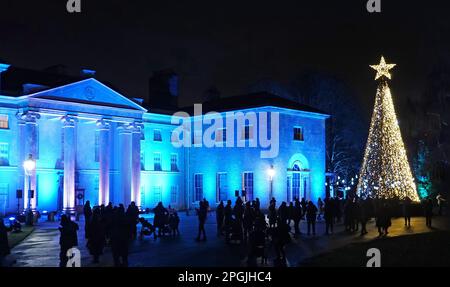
80, 69, 96, 78
148, 70, 179, 109
0, 62, 11, 93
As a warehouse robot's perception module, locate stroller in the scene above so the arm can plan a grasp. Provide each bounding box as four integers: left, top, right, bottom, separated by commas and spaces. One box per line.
139, 217, 156, 240
226, 218, 244, 244
248, 228, 268, 265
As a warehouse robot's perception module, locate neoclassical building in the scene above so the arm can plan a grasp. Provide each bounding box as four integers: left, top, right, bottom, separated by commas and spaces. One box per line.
0, 62, 328, 215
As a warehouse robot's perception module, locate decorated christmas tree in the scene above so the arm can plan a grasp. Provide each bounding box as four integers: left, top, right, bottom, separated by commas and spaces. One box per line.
357, 56, 420, 201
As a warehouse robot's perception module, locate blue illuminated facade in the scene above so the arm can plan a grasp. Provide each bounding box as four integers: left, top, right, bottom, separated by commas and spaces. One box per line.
0, 68, 328, 215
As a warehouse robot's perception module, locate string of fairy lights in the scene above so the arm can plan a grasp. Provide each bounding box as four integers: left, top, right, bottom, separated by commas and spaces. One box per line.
356, 56, 420, 201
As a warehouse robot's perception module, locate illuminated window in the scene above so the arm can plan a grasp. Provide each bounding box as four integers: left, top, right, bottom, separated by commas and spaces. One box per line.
140, 150, 145, 170
216, 173, 228, 202
294, 127, 304, 141
153, 129, 162, 142
216, 128, 227, 142
153, 152, 162, 171
243, 172, 254, 201
194, 173, 203, 202
0, 143, 9, 166
170, 153, 178, 171
170, 185, 178, 204
0, 115, 8, 129
152, 186, 162, 205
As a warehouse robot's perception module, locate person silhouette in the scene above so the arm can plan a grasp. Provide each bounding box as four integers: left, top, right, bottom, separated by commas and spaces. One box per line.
196, 200, 208, 241
403, 196, 412, 227
58, 214, 79, 267
83, 201, 92, 239
306, 201, 318, 236
424, 198, 433, 228
0, 219, 12, 267
169, 211, 180, 236
110, 206, 130, 267
86, 208, 105, 264
126, 202, 140, 240
216, 201, 225, 236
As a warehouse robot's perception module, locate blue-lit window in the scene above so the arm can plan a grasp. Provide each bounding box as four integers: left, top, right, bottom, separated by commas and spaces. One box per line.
140, 150, 145, 170
153, 152, 162, 171
94, 131, 99, 162
216, 173, 228, 202
243, 172, 254, 201
0, 115, 9, 129
0, 143, 9, 166
294, 127, 304, 141
170, 153, 178, 171
194, 174, 203, 202
170, 185, 178, 204
152, 186, 162, 206
216, 128, 227, 143
153, 129, 162, 142
292, 173, 300, 200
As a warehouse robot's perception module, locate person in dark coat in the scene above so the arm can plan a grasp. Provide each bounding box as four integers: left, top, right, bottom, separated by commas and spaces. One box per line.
306, 201, 318, 236
83, 201, 92, 239
153, 202, 168, 238
300, 198, 307, 220
59, 214, 79, 267
224, 200, 233, 241
403, 196, 412, 227
376, 202, 391, 236
243, 201, 255, 241
126, 201, 140, 240
292, 198, 302, 235
272, 219, 291, 264
216, 201, 225, 236
324, 196, 335, 235
254, 198, 261, 212
196, 200, 208, 241
278, 202, 289, 224
169, 211, 180, 236
110, 207, 130, 267
86, 209, 105, 264
268, 202, 277, 228
0, 219, 12, 267
424, 198, 433, 228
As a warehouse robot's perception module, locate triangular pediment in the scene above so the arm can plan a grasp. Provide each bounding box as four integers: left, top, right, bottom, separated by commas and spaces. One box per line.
26, 78, 146, 111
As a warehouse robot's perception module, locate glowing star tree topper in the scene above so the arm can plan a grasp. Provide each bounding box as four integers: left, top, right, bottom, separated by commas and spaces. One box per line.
357, 56, 420, 201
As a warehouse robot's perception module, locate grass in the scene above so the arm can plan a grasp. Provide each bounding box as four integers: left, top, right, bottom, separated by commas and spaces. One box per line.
300, 230, 450, 267
8, 226, 35, 248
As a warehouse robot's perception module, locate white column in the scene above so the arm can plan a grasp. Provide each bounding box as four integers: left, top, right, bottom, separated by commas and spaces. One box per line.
22, 111, 40, 210
16, 117, 26, 212
62, 115, 77, 213
131, 122, 143, 207
97, 119, 111, 205
118, 123, 132, 207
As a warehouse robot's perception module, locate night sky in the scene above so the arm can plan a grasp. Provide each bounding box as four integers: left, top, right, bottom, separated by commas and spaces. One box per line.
1, 0, 450, 118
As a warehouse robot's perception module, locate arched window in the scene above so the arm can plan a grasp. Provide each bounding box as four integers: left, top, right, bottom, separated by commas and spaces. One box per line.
292, 162, 302, 171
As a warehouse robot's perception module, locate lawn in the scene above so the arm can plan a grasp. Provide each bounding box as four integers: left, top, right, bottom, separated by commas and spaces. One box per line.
8, 226, 35, 248
300, 231, 450, 267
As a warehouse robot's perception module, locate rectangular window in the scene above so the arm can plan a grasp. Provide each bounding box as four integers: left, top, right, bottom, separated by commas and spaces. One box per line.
216, 173, 228, 202
94, 131, 99, 162
216, 128, 227, 143
153, 129, 162, 142
0, 143, 9, 166
0, 115, 8, 129
0, 183, 9, 213
140, 185, 146, 208
243, 172, 254, 201
194, 173, 203, 202
140, 150, 145, 170
170, 185, 178, 204
292, 173, 300, 200
170, 153, 178, 172
294, 127, 304, 141
152, 186, 162, 205
153, 152, 162, 171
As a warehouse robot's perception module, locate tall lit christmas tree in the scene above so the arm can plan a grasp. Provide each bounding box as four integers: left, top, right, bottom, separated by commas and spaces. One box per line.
357, 56, 420, 201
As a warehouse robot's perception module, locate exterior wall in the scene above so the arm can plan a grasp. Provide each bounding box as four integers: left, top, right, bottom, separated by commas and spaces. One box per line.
0, 80, 327, 215
186, 107, 327, 208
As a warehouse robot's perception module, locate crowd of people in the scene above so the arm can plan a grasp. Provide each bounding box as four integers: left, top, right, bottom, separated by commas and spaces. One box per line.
0, 192, 446, 267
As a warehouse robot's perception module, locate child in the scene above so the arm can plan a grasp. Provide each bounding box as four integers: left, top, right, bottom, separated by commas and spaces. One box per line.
139, 217, 156, 240
169, 212, 180, 236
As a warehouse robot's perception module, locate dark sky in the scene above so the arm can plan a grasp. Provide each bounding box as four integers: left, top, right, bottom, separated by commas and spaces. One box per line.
1, 0, 450, 118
